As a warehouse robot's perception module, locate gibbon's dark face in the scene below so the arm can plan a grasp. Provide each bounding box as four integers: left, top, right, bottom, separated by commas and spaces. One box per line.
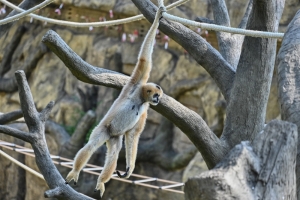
143, 83, 163, 105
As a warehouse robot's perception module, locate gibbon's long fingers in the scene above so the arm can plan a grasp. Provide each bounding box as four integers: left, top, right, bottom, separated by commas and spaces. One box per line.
95, 136, 123, 196
116, 167, 129, 178
122, 112, 147, 178
65, 127, 110, 184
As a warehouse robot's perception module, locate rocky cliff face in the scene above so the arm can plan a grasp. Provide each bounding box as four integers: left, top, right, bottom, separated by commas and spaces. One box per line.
0, 0, 295, 199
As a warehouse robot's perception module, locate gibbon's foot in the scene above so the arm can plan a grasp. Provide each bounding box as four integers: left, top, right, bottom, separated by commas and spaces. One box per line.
116, 167, 130, 178
95, 182, 105, 198
65, 170, 80, 185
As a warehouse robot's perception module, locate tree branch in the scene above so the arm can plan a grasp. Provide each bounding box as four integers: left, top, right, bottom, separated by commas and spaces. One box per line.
222, 0, 285, 148
0, 125, 33, 142
276, 9, 300, 199
0, 70, 95, 199
131, 0, 235, 101
42, 30, 227, 168
0, 110, 23, 124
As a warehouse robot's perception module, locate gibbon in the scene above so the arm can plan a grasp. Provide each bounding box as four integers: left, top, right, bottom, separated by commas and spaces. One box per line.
65, 7, 165, 197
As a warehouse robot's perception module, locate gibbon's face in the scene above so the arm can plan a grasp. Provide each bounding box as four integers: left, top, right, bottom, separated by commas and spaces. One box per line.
143, 83, 163, 106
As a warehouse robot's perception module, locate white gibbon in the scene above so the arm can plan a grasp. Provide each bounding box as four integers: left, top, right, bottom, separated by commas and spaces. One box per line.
65, 7, 165, 197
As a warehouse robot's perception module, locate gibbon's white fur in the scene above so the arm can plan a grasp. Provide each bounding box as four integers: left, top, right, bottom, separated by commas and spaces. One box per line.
65, 7, 165, 197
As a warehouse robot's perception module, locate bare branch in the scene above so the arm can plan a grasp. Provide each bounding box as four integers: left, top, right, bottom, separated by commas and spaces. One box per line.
39, 101, 55, 123
222, 0, 285, 148
15, 70, 39, 131
131, 0, 235, 101
238, 0, 253, 29
0, 125, 33, 142
0, 109, 23, 124
42, 30, 227, 168
0, 70, 96, 199
42, 30, 126, 90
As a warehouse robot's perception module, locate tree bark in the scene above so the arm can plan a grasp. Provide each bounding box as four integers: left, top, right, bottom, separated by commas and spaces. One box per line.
185, 120, 297, 200
277, 9, 300, 200
222, 0, 285, 148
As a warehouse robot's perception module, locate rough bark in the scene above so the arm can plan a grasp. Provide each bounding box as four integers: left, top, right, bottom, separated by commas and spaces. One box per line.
222, 0, 285, 148
185, 120, 297, 200
0, 110, 23, 125
42, 30, 227, 168
277, 9, 300, 200
0, 70, 94, 200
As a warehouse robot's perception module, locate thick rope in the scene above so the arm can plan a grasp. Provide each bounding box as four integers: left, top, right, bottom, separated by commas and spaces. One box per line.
0, 0, 54, 25
0, 0, 188, 27
0, 149, 44, 180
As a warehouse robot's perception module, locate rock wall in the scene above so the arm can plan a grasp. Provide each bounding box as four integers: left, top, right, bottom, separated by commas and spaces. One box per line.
0, 0, 298, 199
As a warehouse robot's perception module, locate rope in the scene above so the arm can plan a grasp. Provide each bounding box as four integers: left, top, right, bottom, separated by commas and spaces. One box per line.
0, 149, 44, 180
0, 140, 184, 194
157, 0, 284, 39
0, 0, 189, 27
0, 0, 54, 25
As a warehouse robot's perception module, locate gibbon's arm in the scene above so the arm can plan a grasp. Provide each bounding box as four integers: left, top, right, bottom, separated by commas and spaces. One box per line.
128, 7, 164, 86
117, 111, 147, 178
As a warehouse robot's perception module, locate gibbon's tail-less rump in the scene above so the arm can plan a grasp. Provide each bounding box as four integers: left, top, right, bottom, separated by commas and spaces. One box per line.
65, 6, 165, 197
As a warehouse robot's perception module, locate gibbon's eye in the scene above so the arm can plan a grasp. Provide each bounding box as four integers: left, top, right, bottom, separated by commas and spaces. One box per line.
156, 85, 161, 90
147, 90, 151, 93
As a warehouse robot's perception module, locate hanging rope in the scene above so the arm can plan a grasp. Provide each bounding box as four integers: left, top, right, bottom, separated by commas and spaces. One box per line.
0, 0, 189, 27
0, 140, 184, 194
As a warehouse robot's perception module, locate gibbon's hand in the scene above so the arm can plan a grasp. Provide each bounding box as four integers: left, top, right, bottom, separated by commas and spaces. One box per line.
116, 167, 130, 178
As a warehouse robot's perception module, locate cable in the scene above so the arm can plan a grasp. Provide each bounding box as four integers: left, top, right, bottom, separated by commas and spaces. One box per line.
0, 0, 189, 27
0, 0, 54, 25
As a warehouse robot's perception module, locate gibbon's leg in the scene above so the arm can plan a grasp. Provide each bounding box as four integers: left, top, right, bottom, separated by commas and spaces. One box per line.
117, 112, 147, 178
65, 126, 110, 185
95, 135, 123, 197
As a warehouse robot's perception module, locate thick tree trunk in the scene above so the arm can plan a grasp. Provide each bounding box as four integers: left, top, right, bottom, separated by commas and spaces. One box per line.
277, 10, 300, 200
185, 120, 297, 200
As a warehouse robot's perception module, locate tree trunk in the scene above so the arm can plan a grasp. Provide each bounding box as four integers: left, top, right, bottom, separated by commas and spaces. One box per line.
185, 120, 297, 200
